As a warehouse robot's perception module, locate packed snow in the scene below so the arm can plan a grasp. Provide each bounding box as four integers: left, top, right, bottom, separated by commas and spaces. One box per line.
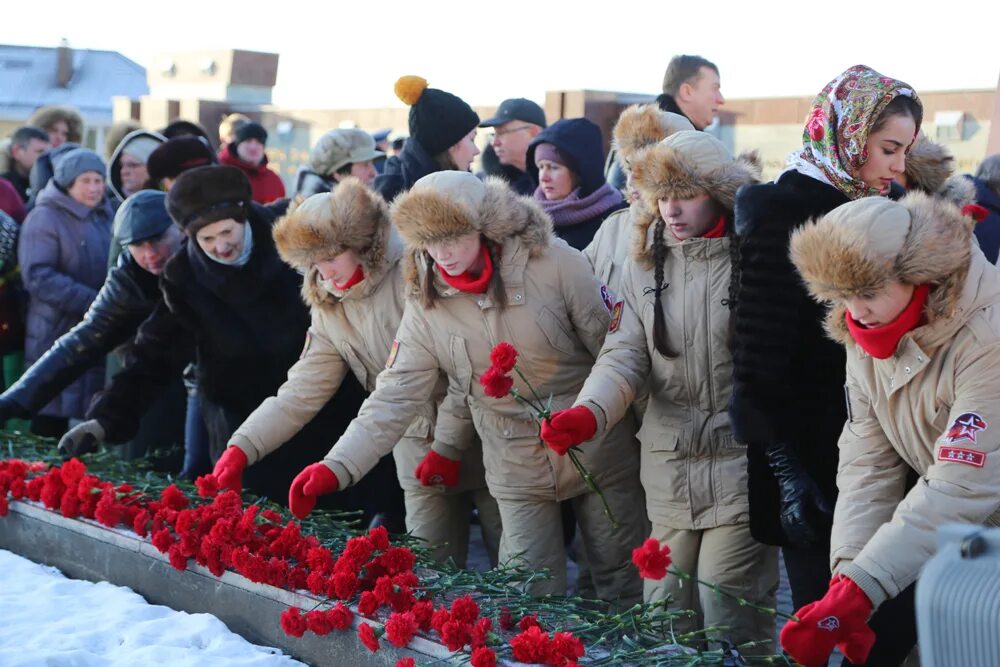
0, 549, 306, 666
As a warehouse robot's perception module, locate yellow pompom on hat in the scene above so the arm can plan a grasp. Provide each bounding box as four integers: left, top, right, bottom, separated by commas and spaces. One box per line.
393, 75, 479, 155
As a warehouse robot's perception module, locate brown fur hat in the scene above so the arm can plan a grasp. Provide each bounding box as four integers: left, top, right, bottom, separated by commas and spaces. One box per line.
903, 133, 955, 194
790, 188, 978, 321
613, 104, 695, 167
392, 171, 552, 253
29, 105, 84, 144
272, 177, 390, 275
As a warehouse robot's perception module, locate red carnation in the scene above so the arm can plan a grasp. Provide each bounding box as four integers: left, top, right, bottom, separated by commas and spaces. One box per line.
151, 528, 175, 553
489, 342, 518, 373
195, 474, 221, 498
631, 537, 671, 580
327, 602, 353, 631
168, 544, 188, 571
280, 607, 307, 638
411, 600, 434, 631
385, 611, 418, 648
358, 622, 380, 653
471, 646, 498, 667
306, 609, 333, 636
0, 496, 8, 517
449, 594, 480, 625
358, 590, 379, 617
518, 613, 541, 631
160, 484, 189, 511
441, 619, 472, 651
510, 625, 552, 664
549, 631, 585, 665
499, 607, 514, 631
132, 510, 151, 537
330, 570, 358, 600
472, 616, 493, 649
368, 524, 390, 551
479, 366, 513, 399
59, 458, 87, 486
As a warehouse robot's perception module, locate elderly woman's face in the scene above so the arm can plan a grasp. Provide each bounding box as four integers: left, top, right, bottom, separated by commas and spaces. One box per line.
67, 172, 105, 208
843, 280, 915, 329
537, 159, 576, 200
195, 218, 246, 262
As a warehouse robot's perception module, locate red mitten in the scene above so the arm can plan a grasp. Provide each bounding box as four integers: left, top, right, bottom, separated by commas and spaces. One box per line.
213, 446, 248, 492
414, 451, 461, 487
779, 576, 875, 667
288, 463, 339, 519
541, 406, 597, 455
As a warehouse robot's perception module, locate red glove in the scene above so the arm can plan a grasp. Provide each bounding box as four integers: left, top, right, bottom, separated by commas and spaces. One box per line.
213, 446, 248, 492
780, 576, 876, 667
541, 406, 597, 455
414, 451, 461, 487
288, 463, 339, 519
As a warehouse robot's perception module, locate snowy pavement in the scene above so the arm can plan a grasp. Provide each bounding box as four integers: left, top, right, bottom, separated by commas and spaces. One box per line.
0, 549, 305, 667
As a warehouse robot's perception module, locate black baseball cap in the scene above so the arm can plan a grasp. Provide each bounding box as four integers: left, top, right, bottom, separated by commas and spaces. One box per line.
479, 98, 547, 129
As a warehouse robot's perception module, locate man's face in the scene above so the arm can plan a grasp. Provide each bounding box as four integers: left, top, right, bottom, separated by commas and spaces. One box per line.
491, 121, 539, 171
12, 138, 49, 174
678, 67, 725, 130
127, 227, 183, 275
236, 138, 265, 165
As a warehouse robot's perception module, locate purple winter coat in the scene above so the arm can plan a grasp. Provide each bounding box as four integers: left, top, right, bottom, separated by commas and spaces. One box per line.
18, 180, 113, 418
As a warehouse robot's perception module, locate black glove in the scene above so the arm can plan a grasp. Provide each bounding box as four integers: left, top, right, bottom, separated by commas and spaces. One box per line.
58, 419, 106, 458
765, 442, 833, 547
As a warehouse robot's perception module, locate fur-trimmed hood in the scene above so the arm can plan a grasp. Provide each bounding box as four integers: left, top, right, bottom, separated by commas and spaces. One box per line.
272, 178, 394, 310
903, 134, 955, 195
790, 186, 981, 350
629, 131, 760, 267
391, 172, 553, 292
612, 104, 695, 167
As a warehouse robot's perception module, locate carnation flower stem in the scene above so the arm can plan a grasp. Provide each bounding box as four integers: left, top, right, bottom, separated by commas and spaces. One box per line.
566, 449, 620, 529
668, 565, 799, 623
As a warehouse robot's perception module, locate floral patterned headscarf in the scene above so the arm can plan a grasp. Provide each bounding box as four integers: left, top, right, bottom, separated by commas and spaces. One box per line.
786, 65, 921, 200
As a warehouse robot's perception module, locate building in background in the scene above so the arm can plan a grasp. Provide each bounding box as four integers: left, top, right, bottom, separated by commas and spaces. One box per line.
0, 41, 148, 150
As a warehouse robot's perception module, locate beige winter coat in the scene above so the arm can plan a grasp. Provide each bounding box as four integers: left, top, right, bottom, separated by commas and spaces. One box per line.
322, 177, 640, 502
230, 230, 484, 492
583, 206, 635, 297
790, 188, 1000, 609
576, 206, 748, 529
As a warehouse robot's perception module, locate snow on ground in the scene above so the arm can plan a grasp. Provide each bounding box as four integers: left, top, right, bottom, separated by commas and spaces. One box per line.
0, 549, 306, 667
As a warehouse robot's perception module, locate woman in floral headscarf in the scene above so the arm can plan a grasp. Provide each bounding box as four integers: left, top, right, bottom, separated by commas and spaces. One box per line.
727, 64, 922, 660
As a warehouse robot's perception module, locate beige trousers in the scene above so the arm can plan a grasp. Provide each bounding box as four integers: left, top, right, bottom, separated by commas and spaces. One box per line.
644, 522, 779, 653
404, 485, 502, 569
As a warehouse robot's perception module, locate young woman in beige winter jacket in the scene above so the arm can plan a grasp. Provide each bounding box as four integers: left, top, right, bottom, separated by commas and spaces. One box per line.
780, 186, 997, 667
289, 170, 646, 604
211, 179, 501, 567
583, 105, 694, 297
542, 131, 778, 648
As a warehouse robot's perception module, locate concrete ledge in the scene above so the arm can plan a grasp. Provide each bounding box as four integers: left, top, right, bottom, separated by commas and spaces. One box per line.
0, 500, 453, 666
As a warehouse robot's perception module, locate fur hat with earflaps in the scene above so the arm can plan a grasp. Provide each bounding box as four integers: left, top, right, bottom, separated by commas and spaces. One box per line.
391, 171, 553, 306
903, 133, 955, 195
628, 131, 760, 267
273, 177, 391, 276
790, 181, 983, 344
612, 104, 695, 167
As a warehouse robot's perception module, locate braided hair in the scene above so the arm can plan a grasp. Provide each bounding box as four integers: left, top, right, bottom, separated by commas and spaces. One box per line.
650, 219, 677, 358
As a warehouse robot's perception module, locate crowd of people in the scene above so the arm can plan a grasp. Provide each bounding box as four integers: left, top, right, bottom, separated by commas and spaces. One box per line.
1, 56, 1000, 666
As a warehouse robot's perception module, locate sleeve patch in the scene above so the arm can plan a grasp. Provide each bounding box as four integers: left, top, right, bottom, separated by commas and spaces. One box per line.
385, 339, 401, 369
600, 285, 615, 313
937, 446, 986, 468
608, 301, 624, 333
943, 412, 988, 445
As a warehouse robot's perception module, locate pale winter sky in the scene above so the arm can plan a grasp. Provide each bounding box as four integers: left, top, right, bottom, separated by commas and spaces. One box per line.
4, 0, 999, 109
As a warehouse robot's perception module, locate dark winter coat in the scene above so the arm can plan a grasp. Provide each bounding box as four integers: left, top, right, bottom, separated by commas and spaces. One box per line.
18, 180, 113, 418
526, 119, 627, 250
373, 138, 442, 203
0, 251, 161, 415
218, 145, 286, 205
87, 205, 365, 501
1, 169, 30, 203
479, 144, 536, 196
730, 169, 851, 545
969, 174, 1000, 264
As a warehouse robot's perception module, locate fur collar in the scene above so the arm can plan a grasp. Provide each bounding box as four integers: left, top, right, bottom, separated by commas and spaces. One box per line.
301, 229, 404, 311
